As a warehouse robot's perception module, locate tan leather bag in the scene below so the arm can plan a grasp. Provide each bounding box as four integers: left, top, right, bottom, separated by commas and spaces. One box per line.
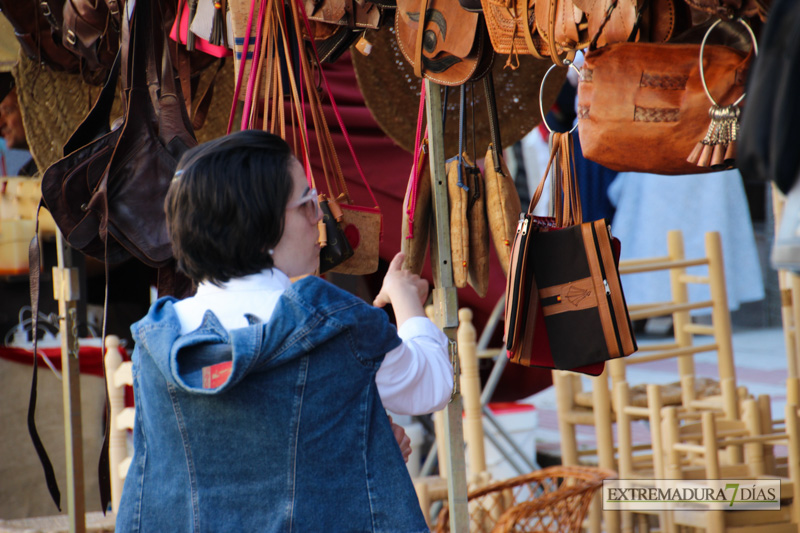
447, 156, 470, 288
395, 0, 494, 85
466, 155, 490, 297
484, 143, 522, 276
577, 40, 751, 174
481, 0, 588, 64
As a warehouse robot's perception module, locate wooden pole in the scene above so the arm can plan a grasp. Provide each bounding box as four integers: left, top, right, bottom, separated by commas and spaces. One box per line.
424, 79, 469, 532
53, 231, 86, 533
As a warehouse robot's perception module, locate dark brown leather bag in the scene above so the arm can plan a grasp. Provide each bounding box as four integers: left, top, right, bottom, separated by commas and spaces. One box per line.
40, 51, 129, 263
42, 0, 196, 267
0, 0, 81, 76
504, 132, 636, 374
62, 0, 122, 86
577, 40, 751, 174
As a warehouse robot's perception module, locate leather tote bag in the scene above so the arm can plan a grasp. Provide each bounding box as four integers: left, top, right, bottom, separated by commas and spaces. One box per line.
504, 132, 637, 374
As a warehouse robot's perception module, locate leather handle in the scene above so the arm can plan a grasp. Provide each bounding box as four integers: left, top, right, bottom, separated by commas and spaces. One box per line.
483, 72, 502, 171
63, 50, 121, 156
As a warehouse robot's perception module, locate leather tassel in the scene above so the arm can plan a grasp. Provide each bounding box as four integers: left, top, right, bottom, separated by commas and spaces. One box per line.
209, 0, 227, 47
724, 140, 737, 165
698, 144, 713, 167
687, 142, 704, 165
688, 104, 740, 169
710, 143, 726, 168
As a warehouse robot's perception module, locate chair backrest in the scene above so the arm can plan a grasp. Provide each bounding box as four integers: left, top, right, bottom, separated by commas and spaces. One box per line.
613, 230, 738, 420
660, 400, 800, 529
104, 335, 134, 514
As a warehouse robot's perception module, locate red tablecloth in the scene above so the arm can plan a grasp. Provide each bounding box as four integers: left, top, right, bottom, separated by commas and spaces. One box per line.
0, 343, 133, 407
0, 344, 128, 377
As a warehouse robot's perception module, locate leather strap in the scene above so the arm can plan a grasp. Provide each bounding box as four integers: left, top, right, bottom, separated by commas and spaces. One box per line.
546, 0, 576, 66
296, 0, 380, 209
27, 201, 62, 512
529, 131, 581, 226
242, 0, 268, 129
483, 72, 502, 171
406, 84, 428, 238
228, 0, 260, 133
457, 85, 467, 189
521, 0, 547, 60
413, 0, 429, 79
191, 58, 226, 130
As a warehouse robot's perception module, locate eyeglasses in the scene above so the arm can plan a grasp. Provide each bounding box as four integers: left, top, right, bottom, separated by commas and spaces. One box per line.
288, 187, 320, 220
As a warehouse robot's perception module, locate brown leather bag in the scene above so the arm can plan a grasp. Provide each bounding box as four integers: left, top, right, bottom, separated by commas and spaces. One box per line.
395, 0, 494, 85
504, 132, 636, 373
0, 0, 81, 77
577, 40, 751, 174
62, 0, 122, 86
42, 0, 196, 266
481, 0, 588, 64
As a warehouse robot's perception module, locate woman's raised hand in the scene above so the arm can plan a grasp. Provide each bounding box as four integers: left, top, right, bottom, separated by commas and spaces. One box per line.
373, 252, 428, 326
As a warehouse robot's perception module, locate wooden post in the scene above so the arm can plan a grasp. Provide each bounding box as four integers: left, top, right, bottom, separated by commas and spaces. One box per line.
53, 231, 86, 533
424, 79, 469, 532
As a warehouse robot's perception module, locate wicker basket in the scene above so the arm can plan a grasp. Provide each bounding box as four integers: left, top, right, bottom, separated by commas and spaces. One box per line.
434, 465, 617, 533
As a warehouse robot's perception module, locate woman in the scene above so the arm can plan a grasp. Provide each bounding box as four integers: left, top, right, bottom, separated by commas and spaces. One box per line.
115, 130, 452, 532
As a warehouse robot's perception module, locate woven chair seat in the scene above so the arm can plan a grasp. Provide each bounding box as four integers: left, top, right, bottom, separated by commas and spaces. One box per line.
573, 377, 722, 409
434, 465, 617, 533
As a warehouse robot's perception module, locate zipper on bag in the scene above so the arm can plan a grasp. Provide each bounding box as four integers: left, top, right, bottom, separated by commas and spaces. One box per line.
591, 223, 624, 356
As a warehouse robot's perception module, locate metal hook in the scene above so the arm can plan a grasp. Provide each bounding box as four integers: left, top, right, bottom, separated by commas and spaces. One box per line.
699, 17, 758, 108
539, 61, 583, 134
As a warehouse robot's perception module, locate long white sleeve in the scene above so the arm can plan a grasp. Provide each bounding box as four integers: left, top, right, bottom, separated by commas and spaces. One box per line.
375, 317, 453, 415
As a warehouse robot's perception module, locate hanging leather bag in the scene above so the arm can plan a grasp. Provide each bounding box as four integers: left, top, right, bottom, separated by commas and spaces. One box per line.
577, 23, 754, 175
504, 131, 637, 374
42, 0, 196, 267
41, 51, 129, 264
395, 0, 494, 85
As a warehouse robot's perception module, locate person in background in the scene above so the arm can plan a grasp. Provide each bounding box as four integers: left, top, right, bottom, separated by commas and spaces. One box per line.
115, 130, 452, 532
0, 73, 36, 177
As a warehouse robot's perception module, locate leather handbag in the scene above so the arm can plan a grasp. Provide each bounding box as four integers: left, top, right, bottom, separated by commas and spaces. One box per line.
41, 51, 129, 264
92, 0, 197, 268
447, 155, 470, 288
61, 0, 122, 85
481, 0, 588, 65
319, 196, 355, 273
577, 36, 752, 175
395, 0, 494, 85
0, 0, 82, 79
504, 132, 637, 374
482, 74, 522, 278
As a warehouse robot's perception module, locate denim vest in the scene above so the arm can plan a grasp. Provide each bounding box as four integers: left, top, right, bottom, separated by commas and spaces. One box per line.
115, 276, 429, 533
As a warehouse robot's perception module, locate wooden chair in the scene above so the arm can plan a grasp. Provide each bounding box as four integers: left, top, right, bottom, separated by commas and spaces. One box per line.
104, 335, 134, 514
660, 400, 800, 533
414, 308, 492, 527
553, 230, 742, 533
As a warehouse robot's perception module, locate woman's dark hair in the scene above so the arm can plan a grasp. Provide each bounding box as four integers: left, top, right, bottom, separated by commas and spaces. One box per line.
165, 130, 295, 285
